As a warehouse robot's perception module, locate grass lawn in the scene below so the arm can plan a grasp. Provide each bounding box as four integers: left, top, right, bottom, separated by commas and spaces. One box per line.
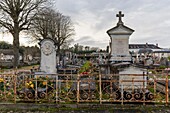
19, 64, 39, 70
0, 64, 39, 73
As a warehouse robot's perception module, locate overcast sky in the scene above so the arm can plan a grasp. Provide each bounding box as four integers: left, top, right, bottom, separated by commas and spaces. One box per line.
54, 0, 170, 49
0, 0, 170, 49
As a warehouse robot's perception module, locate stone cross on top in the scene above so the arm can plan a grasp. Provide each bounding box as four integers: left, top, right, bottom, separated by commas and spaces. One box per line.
116, 11, 124, 25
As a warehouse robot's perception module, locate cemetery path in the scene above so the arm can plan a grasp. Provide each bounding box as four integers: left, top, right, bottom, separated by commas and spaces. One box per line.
0, 104, 170, 113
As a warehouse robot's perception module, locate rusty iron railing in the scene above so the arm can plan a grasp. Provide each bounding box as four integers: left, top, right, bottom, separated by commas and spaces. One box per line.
0, 69, 169, 105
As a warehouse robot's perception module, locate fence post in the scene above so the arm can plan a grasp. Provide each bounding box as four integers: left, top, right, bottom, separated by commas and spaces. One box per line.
3, 75, 6, 101
77, 74, 80, 104
14, 74, 17, 104
13, 68, 17, 103
56, 75, 58, 103
141, 72, 145, 105
121, 82, 124, 105
99, 74, 102, 104
35, 76, 38, 103
143, 80, 146, 105
166, 73, 169, 106
132, 77, 134, 94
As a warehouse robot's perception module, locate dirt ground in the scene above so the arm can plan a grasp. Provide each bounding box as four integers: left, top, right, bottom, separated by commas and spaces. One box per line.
0, 104, 170, 113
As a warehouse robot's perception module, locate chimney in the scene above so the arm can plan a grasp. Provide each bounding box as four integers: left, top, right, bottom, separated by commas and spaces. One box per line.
156, 43, 158, 47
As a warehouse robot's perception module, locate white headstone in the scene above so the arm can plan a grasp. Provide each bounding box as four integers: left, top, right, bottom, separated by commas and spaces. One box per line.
40, 39, 56, 74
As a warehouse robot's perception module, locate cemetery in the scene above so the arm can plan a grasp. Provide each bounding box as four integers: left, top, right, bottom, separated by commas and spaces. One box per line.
0, 11, 170, 107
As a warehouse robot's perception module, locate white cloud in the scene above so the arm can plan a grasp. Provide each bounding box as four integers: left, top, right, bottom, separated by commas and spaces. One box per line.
0, 33, 37, 47
2, 0, 170, 49
54, 0, 170, 49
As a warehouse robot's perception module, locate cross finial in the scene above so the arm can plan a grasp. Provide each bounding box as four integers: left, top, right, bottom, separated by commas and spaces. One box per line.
116, 11, 124, 25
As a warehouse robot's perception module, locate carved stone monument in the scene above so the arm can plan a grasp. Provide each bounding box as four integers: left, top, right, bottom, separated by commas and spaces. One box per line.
40, 39, 56, 74
107, 11, 134, 62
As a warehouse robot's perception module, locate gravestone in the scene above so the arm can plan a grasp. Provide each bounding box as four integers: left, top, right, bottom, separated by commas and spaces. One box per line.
107, 11, 134, 62
40, 39, 56, 74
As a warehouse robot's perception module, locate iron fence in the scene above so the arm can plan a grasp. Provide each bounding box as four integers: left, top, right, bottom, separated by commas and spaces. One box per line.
0, 70, 169, 105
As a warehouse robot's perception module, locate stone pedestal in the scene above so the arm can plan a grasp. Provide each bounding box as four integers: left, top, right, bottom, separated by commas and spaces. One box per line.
119, 66, 147, 89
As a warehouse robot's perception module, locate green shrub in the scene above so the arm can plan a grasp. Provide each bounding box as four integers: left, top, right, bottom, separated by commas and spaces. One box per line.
79, 61, 92, 73
168, 56, 170, 61
159, 65, 166, 69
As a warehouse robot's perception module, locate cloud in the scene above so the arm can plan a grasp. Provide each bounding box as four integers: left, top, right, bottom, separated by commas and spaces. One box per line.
54, 0, 170, 49
73, 36, 109, 49
75, 36, 92, 43
4, 0, 170, 50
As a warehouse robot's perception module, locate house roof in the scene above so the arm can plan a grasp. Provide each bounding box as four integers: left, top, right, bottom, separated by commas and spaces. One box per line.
0, 49, 14, 55
153, 51, 170, 53
138, 48, 153, 54
129, 44, 161, 49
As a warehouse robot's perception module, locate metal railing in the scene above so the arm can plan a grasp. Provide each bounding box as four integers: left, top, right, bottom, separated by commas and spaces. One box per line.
0, 70, 169, 105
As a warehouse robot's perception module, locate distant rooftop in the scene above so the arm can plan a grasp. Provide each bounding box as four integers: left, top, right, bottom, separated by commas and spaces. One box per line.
129, 44, 161, 49
153, 50, 170, 53
0, 49, 14, 55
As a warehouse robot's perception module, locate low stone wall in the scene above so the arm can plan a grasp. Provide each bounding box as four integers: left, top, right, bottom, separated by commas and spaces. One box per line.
0, 61, 13, 68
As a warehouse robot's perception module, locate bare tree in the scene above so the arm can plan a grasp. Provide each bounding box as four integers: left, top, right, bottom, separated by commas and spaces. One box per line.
31, 7, 75, 57
30, 7, 52, 40
0, 0, 47, 68
54, 14, 75, 55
